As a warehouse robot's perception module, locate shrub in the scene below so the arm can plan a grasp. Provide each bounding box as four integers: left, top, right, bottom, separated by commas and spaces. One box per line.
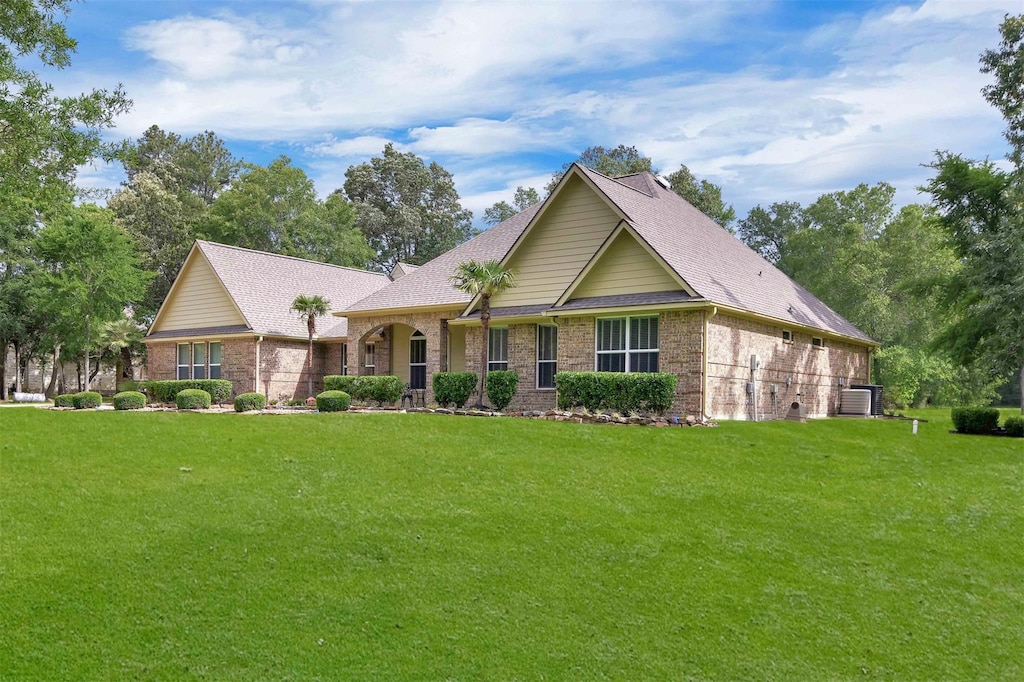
433, 372, 478, 408
324, 375, 359, 395
555, 372, 678, 415
234, 392, 267, 412
1004, 415, 1024, 438
144, 379, 232, 404
72, 391, 103, 409
359, 375, 404, 406
951, 407, 1000, 435
112, 391, 146, 410
316, 390, 351, 412
176, 389, 211, 410
485, 370, 519, 411
53, 394, 76, 408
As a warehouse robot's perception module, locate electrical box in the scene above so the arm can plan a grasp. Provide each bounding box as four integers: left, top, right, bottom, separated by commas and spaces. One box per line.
750, 354, 761, 372
746, 381, 755, 395
770, 383, 778, 395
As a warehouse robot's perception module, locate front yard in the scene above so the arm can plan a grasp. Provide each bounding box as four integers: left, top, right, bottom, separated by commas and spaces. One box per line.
1, 408, 1020, 679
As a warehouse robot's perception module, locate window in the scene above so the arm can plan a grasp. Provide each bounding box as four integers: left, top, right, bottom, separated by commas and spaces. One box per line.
596, 316, 659, 372
177, 343, 190, 380
364, 343, 375, 375
488, 328, 508, 372
341, 343, 348, 375
209, 342, 221, 379
782, 329, 793, 343
537, 325, 557, 389
410, 331, 427, 390
812, 336, 825, 349
192, 342, 207, 379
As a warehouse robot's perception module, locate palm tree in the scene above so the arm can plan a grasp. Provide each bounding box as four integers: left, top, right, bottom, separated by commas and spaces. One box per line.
98, 316, 143, 390
291, 294, 331, 398
449, 259, 517, 407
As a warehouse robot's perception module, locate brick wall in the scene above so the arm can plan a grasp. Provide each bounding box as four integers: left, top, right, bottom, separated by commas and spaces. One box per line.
464, 324, 557, 412
706, 314, 870, 420
260, 338, 328, 400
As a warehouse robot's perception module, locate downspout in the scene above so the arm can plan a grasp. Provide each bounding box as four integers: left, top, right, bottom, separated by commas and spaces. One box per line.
702, 306, 718, 421
255, 336, 263, 393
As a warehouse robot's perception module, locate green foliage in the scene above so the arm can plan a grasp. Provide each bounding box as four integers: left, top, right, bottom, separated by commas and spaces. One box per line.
547, 145, 654, 193
665, 164, 736, 230
323, 375, 359, 394
432, 372, 478, 408
176, 389, 211, 410
343, 142, 472, 270
315, 390, 351, 412
951, 407, 1000, 435
483, 186, 541, 226
233, 393, 267, 412
555, 372, 678, 414
357, 375, 404, 407
72, 391, 102, 409
980, 14, 1024, 170
145, 379, 232, 404
737, 201, 807, 264
1003, 415, 1024, 437
53, 394, 75, 408
485, 371, 519, 411
112, 391, 146, 411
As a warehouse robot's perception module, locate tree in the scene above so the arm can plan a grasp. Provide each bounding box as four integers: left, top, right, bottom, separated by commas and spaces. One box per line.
203, 157, 374, 268
344, 143, 473, 271
737, 201, 808, 264
98, 316, 143, 388
980, 14, 1024, 170
546, 145, 655, 193
483, 186, 541, 226
291, 294, 330, 398
449, 260, 517, 407
665, 164, 736, 230
34, 205, 151, 391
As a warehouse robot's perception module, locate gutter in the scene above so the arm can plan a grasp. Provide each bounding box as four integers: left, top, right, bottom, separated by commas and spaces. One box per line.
255, 336, 263, 393
702, 307, 717, 421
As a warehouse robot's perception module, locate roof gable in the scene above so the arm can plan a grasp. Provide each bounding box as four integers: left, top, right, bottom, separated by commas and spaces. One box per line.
149, 244, 249, 335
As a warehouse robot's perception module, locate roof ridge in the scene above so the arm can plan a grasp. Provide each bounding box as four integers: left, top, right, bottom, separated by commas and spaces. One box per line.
197, 240, 390, 278
575, 163, 654, 197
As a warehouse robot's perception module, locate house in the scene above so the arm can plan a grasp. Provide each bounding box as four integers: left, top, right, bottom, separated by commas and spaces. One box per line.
145, 163, 876, 418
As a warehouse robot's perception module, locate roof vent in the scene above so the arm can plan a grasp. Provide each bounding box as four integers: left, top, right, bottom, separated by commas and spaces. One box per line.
652, 174, 670, 189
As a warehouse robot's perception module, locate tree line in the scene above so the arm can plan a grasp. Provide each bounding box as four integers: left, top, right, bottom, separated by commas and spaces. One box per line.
1, 1, 1020, 411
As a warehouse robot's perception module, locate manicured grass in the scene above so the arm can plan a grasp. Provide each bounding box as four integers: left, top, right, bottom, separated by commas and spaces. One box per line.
1, 409, 1020, 680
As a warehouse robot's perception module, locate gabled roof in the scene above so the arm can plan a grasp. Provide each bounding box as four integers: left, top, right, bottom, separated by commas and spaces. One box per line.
148, 241, 390, 340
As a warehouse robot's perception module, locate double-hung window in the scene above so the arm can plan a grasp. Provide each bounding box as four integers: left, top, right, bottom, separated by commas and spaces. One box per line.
488, 328, 508, 372
409, 331, 427, 390
177, 344, 190, 379
537, 325, 557, 389
208, 342, 221, 379
364, 343, 376, 375
192, 342, 207, 379
596, 316, 659, 372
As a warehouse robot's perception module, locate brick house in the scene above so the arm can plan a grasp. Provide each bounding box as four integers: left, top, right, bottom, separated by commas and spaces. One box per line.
145, 163, 876, 418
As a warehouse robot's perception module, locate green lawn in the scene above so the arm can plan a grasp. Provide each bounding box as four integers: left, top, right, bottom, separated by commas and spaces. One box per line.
1, 409, 1021, 680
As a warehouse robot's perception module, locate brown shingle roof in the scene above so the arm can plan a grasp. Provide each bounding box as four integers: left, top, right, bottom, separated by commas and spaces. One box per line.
195, 241, 390, 338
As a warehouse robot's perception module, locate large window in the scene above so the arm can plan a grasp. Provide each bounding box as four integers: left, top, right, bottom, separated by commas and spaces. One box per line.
537, 325, 557, 389
410, 331, 427, 390
488, 328, 508, 372
209, 342, 221, 379
364, 343, 376, 375
596, 316, 659, 373
177, 344, 190, 380
341, 343, 348, 375
192, 342, 207, 379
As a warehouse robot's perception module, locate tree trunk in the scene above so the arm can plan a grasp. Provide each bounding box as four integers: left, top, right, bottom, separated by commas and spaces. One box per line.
120, 346, 133, 381
308, 333, 314, 398
45, 344, 62, 398
478, 295, 490, 408
84, 316, 92, 391
0, 341, 7, 401
13, 341, 21, 393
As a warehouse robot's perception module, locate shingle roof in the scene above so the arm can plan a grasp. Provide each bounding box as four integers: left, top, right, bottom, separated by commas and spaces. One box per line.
146, 324, 253, 340
195, 241, 390, 338
556, 291, 704, 310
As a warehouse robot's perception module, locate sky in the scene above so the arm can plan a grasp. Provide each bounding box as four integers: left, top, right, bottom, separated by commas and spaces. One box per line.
54, 0, 1019, 225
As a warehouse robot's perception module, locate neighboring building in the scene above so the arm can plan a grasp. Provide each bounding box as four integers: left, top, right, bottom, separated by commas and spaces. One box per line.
145, 164, 876, 418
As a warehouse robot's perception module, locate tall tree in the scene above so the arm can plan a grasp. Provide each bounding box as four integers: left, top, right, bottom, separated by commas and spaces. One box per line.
483, 186, 541, 226
546, 145, 655, 193
665, 164, 736, 230
291, 294, 330, 398
737, 201, 808, 264
34, 206, 151, 391
980, 14, 1024, 170
344, 143, 473, 271
449, 260, 517, 407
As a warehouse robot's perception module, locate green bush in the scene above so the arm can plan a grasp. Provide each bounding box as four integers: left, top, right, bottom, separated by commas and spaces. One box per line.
485, 371, 519, 411
951, 407, 1000, 435
555, 372, 678, 414
144, 379, 232, 404
433, 372, 478, 408
316, 390, 351, 412
1004, 415, 1024, 437
323, 375, 359, 395
233, 392, 267, 412
72, 391, 103, 409
112, 391, 146, 410
53, 394, 76, 408
359, 375, 404, 406
176, 389, 211, 410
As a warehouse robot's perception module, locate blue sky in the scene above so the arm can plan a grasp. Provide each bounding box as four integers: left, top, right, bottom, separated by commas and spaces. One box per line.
56, 0, 1018, 224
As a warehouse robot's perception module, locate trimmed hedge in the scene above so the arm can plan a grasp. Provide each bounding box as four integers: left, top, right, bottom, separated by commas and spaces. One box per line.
322, 375, 402, 405
316, 390, 351, 412
555, 372, 678, 415
1004, 415, 1024, 437
323, 375, 358, 395
72, 391, 103, 409
54, 394, 76, 408
433, 372, 478, 408
951, 407, 1000, 435
485, 370, 519, 411
112, 391, 146, 410
145, 379, 232, 404
176, 389, 212, 410
234, 392, 267, 412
